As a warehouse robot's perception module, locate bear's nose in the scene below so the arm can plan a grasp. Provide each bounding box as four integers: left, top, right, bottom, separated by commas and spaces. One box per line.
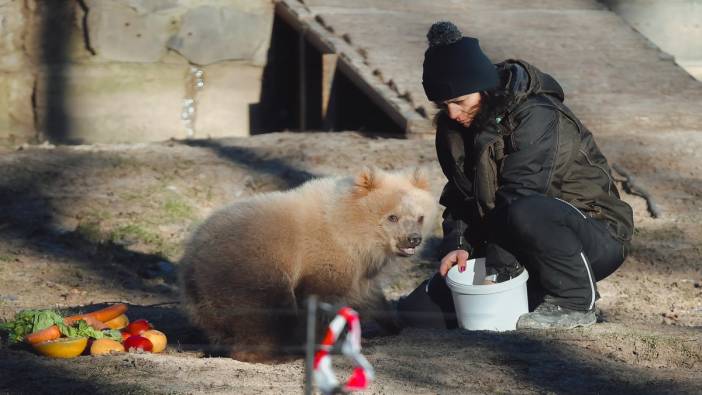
407, 233, 422, 247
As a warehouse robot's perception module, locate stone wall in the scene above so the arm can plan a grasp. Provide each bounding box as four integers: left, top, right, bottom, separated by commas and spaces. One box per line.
602, 0, 702, 80
0, 0, 35, 143
0, 0, 274, 144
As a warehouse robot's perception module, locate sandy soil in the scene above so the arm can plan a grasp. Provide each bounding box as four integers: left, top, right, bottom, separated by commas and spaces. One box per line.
0, 132, 700, 394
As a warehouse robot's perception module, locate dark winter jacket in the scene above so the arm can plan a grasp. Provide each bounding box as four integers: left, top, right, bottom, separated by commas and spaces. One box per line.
435, 59, 634, 256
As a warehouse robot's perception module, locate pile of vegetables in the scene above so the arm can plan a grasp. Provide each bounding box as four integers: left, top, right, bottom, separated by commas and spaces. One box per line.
0, 303, 168, 358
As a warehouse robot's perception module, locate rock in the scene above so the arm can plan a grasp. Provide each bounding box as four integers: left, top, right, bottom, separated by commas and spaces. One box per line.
34, 62, 189, 143
0, 0, 29, 72
167, 2, 273, 65
84, 0, 179, 63
33, 59, 265, 143
81, 0, 273, 64
0, 70, 35, 141
1, 0, 275, 144
194, 61, 263, 138
117, 0, 180, 14
22, 0, 93, 65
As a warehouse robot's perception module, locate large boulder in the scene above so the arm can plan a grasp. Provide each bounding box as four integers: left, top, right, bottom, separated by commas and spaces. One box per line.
34, 61, 264, 143
0, 1, 35, 142
167, 1, 273, 66
2, 0, 274, 144
83, 0, 180, 63
113, 0, 180, 14
35, 63, 189, 143
22, 0, 95, 65
82, 0, 274, 65
195, 61, 263, 138
0, 0, 29, 72
0, 70, 36, 142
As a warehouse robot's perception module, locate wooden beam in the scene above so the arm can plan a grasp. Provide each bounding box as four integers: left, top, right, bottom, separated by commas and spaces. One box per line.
321, 53, 338, 130
274, 0, 433, 137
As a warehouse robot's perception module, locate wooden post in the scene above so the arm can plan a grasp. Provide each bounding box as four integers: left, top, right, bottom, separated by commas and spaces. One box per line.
304, 295, 317, 395
321, 53, 338, 130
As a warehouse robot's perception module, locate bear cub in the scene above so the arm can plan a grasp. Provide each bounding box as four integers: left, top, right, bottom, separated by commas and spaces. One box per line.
179, 167, 436, 362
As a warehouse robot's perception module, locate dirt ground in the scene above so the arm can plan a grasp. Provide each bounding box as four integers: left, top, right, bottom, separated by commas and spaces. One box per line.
0, 131, 700, 394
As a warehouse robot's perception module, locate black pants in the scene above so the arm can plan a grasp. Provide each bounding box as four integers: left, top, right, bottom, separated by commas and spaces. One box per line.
397, 195, 628, 329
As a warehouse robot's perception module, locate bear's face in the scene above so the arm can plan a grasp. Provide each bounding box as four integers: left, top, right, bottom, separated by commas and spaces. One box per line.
353, 167, 436, 257
380, 191, 434, 256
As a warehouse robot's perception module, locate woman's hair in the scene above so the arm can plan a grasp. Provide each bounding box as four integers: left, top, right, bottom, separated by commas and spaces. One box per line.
431, 90, 495, 127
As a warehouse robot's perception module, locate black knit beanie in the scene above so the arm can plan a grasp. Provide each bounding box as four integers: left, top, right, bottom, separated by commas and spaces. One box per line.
422, 21, 499, 102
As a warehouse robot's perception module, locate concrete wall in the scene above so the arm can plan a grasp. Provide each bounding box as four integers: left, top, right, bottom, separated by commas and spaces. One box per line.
603, 0, 702, 80
0, 0, 274, 144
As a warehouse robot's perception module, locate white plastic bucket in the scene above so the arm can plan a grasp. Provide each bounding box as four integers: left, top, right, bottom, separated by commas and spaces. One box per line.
445, 258, 529, 331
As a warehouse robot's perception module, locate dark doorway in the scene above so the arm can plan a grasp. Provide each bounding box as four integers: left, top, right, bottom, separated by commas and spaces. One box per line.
250, 14, 403, 136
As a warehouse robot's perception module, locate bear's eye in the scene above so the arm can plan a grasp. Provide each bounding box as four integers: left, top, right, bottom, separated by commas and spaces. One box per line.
418, 216, 424, 224
388, 214, 399, 223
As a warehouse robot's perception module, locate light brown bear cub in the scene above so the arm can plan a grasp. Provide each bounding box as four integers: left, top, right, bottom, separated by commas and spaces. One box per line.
179, 167, 435, 363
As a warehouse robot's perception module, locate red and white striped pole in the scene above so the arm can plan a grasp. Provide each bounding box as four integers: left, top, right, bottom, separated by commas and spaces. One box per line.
313, 306, 375, 394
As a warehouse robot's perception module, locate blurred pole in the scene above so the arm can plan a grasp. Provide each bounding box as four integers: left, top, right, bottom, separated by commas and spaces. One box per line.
305, 295, 317, 395
41, 1, 73, 143
298, 28, 307, 132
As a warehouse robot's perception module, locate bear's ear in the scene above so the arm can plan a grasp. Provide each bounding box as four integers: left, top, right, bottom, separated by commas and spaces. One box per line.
410, 167, 430, 191
352, 167, 381, 198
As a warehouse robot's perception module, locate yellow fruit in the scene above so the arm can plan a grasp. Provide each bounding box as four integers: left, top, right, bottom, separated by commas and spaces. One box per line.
104, 314, 130, 330
141, 329, 167, 353
33, 337, 88, 359
90, 338, 125, 356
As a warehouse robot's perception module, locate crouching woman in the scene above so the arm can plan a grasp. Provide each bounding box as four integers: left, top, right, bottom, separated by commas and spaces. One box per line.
398, 22, 634, 330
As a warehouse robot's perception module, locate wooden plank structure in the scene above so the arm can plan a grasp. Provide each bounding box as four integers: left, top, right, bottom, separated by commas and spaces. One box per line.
276, 0, 434, 138
275, 0, 702, 145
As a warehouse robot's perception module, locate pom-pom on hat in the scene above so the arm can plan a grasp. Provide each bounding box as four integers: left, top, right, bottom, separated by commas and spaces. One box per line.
422, 21, 499, 102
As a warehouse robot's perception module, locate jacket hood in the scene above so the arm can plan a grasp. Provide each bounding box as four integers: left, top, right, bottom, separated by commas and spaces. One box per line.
492, 59, 565, 116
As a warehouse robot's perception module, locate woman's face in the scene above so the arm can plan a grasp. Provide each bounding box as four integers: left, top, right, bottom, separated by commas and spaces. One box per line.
440, 92, 482, 128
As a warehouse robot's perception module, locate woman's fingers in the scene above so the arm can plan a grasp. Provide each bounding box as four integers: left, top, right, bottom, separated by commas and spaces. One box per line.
439, 250, 470, 277
457, 250, 469, 273
439, 252, 455, 277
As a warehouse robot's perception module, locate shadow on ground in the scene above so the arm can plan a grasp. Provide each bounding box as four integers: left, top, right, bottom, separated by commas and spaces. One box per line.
0, 140, 320, 301
374, 328, 701, 394
0, 351, 151, 394
179, 138, 319, 189
0, 153, 176, 296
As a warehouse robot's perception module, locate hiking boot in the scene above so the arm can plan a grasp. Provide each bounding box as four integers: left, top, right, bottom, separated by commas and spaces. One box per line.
516, 301, 596, 330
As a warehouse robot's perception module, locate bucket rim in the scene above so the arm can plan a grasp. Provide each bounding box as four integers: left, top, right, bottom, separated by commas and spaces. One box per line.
446, 262, 529, 295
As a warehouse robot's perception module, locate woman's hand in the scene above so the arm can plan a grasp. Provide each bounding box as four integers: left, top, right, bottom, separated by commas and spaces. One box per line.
439, 249, 470, 277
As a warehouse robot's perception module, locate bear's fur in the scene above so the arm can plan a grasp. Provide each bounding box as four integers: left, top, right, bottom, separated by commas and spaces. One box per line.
179, 167, 436, 362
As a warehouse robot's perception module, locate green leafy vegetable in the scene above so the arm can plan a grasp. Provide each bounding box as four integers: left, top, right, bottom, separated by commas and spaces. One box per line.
1, 309, 122, 344
0, 309, 64, 344
58, 320, 122, 342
